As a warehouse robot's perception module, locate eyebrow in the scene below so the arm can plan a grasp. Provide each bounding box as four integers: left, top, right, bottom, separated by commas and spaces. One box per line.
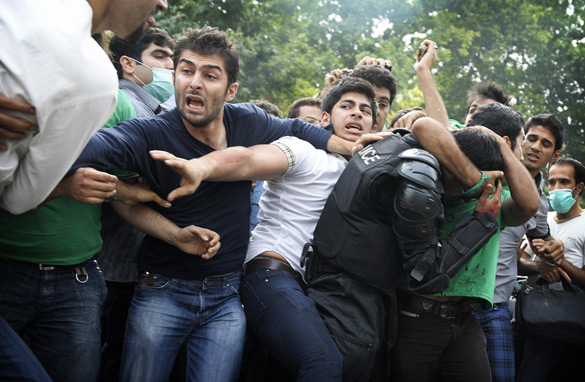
378, 96, 391, 103
178, 58, 223, 72
151, 48, 172, 57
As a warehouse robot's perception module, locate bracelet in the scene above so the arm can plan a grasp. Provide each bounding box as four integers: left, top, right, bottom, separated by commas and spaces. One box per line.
104, 194, 117, 203
462, 171, 490, 196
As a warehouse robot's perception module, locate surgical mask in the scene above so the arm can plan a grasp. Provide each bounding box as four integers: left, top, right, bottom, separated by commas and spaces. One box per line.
132, 59, 175, 103
549, 187, 577, 214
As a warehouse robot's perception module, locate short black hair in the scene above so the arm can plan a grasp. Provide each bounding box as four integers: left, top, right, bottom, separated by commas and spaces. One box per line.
524, 114, 565, 151
174, 27, 239, 86
109, 27, 175, 80
349, 65, 398, 107
466, 81, 514, 112
453, 128, 504, 172
321, 77, 377, 127
249, 99, 282, 118
389, 107, 425, 129
467, 103, 524, 150
287, 97, 322, 119
550, 157, 585, 197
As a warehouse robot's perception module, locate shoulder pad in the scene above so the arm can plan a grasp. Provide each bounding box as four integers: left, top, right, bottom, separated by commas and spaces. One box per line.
398, 149, 442, 191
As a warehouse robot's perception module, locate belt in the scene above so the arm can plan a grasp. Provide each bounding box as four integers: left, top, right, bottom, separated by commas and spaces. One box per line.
397, 291, 484, 319
245, 256, 299, 276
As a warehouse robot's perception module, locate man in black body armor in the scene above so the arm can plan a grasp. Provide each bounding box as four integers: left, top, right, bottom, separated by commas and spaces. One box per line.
303, 123, 507, 381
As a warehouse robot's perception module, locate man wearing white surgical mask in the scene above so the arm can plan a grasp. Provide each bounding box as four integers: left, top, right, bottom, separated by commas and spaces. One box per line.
110, 27, 175, 117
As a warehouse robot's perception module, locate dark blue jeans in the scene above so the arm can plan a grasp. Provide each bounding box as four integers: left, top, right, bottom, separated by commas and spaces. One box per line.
0, 258, 106, 382
241, 269, 342, 382
0, 314, 51, 382
120, 271, 246, 382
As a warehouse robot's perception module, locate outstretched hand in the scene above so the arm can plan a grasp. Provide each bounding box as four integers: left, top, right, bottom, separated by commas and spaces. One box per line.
174, 225, 221, 260
150, 150, 205, 201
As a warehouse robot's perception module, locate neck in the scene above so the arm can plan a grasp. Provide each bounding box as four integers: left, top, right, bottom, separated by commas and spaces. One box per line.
556, 203, 583, 221
182, 112, 227, 150
87, 0, 107, 35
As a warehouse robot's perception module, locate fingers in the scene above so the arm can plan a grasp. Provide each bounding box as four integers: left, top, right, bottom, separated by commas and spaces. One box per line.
151, 193, 172, 208
559, 269, 572, 284
0, 95, 36, 114
167, 184, 196, 202
150, 150, 178, 162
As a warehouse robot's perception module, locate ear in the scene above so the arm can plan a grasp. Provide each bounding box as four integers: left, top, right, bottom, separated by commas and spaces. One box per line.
320, 111, 330, 127
224, 82, 238, 102
503, 136, 512, 149
551, 150, 562, 163
576, 182, 584, 198
120, 56, 136, 75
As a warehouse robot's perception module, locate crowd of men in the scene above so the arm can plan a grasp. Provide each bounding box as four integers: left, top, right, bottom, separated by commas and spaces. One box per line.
0, 2, 584, 382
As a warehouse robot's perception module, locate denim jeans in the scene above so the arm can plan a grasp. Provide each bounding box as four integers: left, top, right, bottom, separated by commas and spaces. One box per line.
241, 269, 342, 382
0, 315, 51, 382
120, 271, 246, 382
0, 258, 106, 382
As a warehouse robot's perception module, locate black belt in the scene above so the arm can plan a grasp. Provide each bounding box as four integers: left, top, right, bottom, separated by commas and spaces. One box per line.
245, 256, 299, 276
397, 291, 484, 319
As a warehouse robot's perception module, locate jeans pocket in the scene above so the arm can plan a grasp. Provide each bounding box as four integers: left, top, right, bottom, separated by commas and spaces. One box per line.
136, 273, 172, 290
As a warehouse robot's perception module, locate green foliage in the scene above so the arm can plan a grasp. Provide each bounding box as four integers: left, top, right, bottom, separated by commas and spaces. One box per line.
158, 0, 585, 164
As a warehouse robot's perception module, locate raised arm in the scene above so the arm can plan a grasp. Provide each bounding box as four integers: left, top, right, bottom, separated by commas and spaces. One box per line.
415, 40, 449, 127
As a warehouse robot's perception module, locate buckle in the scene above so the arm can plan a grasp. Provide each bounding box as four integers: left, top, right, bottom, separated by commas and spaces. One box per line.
438, 304, 456, 319
38, 264, 55, 271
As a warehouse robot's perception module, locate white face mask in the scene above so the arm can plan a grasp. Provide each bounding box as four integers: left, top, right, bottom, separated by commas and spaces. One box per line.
132, 59, 175, 103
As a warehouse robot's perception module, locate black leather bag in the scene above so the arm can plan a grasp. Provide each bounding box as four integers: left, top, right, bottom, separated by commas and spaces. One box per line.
515, 278, 585, 345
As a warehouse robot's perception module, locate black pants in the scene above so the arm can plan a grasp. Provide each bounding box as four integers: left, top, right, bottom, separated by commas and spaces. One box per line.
390, 309, 491, 382
306, 273, 395, 382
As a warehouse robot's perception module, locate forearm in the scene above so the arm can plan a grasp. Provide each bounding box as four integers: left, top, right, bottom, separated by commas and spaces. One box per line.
411, 117, 481, 188
501, 144, 540, 226
111, 202, 179, 246
416, 67, 449, 126
559, 260, 585, 289
326, 134, 353, 156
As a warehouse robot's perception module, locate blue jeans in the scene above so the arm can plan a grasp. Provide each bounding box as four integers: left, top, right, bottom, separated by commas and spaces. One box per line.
0, 258, 106, 382
0, 315, 51, 382
475, 302, 515, 382
241, 269, 342, 381
120, 271, 246, 382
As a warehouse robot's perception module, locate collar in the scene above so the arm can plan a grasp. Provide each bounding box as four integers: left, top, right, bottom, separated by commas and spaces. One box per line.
119, 79, 161, 113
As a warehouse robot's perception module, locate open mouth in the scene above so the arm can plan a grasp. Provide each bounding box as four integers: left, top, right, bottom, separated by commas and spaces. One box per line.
526, 153, 539, 162
186, 95, 205, 110
345, 122, 363, 132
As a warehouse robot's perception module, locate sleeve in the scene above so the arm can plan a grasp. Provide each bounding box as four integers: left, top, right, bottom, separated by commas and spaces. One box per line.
242, 104, 331, 150
69, 120, 150, 176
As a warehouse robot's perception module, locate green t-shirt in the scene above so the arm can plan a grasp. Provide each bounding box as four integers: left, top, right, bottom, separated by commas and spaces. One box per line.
0, 89, 136, 265
433, 193, 507, 309
448, 119, 466, 131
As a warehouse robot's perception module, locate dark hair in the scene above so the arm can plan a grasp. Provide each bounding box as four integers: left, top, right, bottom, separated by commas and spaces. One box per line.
453, 128, 504, 171
349, 65, 398, 107
321, 77, 377, 126
249, 99, 282, 118
287, 97, 322, 119
467, 103, 524, 150
466, 81, 514, 111
389, 107, 425, 129
173, 27, 239, 86
550, 157, 585, 197
524, 114, 565, 151
109, 27, 175, 80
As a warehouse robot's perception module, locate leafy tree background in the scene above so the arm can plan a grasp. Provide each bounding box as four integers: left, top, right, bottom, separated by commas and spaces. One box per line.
157, 0, 584, 164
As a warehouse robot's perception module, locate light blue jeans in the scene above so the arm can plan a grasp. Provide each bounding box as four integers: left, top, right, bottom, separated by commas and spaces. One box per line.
120, 271, 246, 382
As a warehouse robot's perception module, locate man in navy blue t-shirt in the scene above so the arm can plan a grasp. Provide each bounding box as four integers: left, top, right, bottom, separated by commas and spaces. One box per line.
71, 26, 352, 382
